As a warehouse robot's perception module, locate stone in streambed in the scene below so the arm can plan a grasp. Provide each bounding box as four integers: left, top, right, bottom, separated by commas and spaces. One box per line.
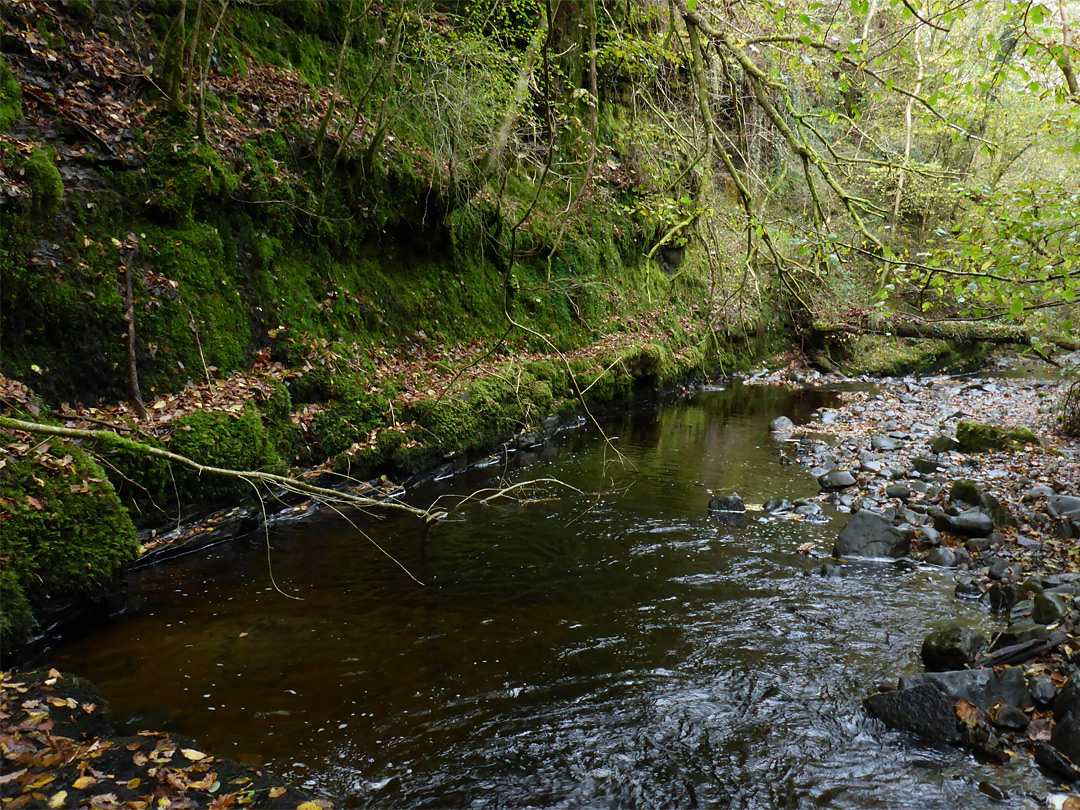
872, 435, 901, 451
899, 667, 1033, 711
930, 435, 960, 454
934, 509, 994, 538
1050, 495, 1080, 520
833, 511, 911, 558
708, 494, 745, 513
950, 480, 1017, 528
818, 470, 856, 491
770, 416, 794, 432
925, 547, 957, 567
1052, 714, 1080, 766
920, 625, 989, 671
1034, 591, 1070, 625
863, 683, 962, 743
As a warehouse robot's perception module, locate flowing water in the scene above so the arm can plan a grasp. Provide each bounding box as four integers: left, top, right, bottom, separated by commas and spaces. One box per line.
45, 382, 1055, 808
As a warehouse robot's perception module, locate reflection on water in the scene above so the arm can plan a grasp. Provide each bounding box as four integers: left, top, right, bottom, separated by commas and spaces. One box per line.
45, 382, 1046, 808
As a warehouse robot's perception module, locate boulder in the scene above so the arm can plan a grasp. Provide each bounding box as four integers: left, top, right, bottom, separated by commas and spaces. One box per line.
920, 625, 989, 671
934, 509, 993, 538
818, 470, 856, 491
925, 547, 956, 567
872, 435, 901, 451
863, 683, 962, 743
1053, 714, 1080, 765
1033, 591, 1070, 625
834, 511, 911, 558
956, 420, 1041, 452
763, 498, 793, 513
1035, 742, 1080, 782
899, 666, 1032, 711
1049, 495, 1080, 520
885, 484, 911, 500
991, 704, 1029, 731
708, 494, 745, 513
770, 416, 794, 432
930, 435, 960, 454
949, 480, 1017, 528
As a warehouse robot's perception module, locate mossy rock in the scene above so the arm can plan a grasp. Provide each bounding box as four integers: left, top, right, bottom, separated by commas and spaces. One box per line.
955, 420, 1041, 453
0, 437, 137, 653
0, 59, 23, 133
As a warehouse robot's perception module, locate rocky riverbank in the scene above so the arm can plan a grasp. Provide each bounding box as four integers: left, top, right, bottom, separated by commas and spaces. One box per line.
752, 356, 1080, 794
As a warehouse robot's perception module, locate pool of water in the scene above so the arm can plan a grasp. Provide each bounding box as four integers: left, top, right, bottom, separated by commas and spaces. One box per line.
45, 382, 1050, 808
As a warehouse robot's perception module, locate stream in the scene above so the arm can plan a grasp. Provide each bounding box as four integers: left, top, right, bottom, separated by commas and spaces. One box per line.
44, 381, 1057, 808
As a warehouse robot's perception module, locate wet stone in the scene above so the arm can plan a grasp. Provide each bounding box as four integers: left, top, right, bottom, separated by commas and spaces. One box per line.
921, 625, 989, 672
1030, 676, 1058, 708
834, 511, 911, 558
885, 484, 912, 500
863, 684, 962, 744
708, 494, 746, 513
770, 416, 794, 432
1053, 714, 1080, 765
1035, 742, 1080, 782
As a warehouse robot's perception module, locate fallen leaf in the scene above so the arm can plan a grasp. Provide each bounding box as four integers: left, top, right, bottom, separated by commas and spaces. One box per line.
72, 776, 97, 790
268, 787, 286, 798
955, 698, 980, 726
181, 748, 208, 761
47, 790, 67, 809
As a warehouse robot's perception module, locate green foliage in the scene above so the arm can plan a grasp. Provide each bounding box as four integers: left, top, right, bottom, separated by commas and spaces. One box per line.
0, 438, 137, 652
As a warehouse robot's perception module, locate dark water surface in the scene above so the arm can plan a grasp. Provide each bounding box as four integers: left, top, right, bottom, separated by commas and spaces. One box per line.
47, 382, 1051, 808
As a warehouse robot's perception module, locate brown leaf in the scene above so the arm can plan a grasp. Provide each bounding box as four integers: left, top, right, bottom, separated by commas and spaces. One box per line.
26, 495, 45, 510
955, 698, 980, 726
268, 787, 286, 798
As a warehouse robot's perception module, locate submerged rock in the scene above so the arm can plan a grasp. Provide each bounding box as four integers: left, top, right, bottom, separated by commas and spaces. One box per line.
834, 511, 911, 558
920, 625, 989, 671
763, 498, 794, 513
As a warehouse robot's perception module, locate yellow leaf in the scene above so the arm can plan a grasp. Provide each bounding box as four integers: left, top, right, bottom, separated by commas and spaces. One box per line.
238, 632, 248, 638
47, 791, 68, 809
296, 803, 323, 810
72, 776, 97, 790
268, 787, 285, 798
152, 400, 167, 410
181, 748, 207, 761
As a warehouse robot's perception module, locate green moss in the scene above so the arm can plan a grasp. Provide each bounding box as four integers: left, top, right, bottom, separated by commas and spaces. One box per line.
956, 420, 1041, 453
98, 405, 287, 520
0, 437, 137, 653
25, 147, 64, 214
0, 59, 23, 133
836, 335, 988, 377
